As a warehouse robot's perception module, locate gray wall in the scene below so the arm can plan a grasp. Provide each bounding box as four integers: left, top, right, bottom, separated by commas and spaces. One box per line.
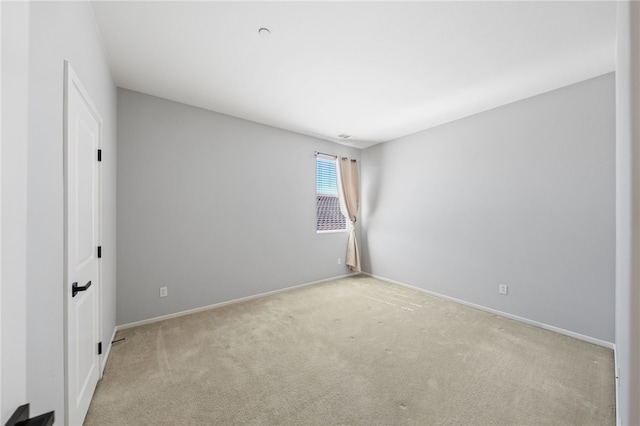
615, 2, 640, 424
361, 73, 615, 343
24, 1, 117, 422
1, 1, 29, 421
117, 89, 359, 325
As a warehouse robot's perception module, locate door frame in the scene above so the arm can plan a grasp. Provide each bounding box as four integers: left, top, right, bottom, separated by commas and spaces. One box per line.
63, 61, 103, 425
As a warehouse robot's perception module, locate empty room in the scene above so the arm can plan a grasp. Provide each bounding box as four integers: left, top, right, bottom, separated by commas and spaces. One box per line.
2, 1, 639, 425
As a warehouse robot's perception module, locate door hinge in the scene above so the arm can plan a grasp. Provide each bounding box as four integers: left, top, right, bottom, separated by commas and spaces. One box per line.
97, 149, 102, 162
97, 246, 102, 258
98, 341, 102, 355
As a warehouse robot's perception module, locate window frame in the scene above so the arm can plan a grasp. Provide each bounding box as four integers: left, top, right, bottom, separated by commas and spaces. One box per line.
315, 154, 348, 234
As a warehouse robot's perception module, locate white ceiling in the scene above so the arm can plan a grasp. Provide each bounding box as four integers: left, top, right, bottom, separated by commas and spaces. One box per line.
91, 1, 617, 149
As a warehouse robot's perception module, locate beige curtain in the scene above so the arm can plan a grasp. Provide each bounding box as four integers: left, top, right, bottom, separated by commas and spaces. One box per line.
338, 157, 361, 272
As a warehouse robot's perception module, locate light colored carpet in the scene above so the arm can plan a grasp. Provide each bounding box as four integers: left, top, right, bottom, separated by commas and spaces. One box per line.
85, 275, 615, 425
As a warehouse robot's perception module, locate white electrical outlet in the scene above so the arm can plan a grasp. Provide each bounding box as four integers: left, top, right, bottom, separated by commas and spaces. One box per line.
338, 258, 342, 264
160, 286, 168, 298
499, 285, 508, 295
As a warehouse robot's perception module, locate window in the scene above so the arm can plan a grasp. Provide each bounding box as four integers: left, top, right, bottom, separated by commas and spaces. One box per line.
316, 156, 346, 232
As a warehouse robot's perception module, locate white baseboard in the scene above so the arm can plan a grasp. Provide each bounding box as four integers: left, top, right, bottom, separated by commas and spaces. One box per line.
614, 346, 620, 426
117, 272, 359, 331
100, 326, 117, 376
117, 271, 614, 350
363, 272, 614, 349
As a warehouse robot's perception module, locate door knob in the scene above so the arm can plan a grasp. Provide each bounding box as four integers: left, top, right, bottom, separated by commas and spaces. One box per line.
72, 281, 92, 297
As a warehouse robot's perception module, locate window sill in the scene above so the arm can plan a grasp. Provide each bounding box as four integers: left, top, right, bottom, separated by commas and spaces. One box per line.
316, 229, 349, 235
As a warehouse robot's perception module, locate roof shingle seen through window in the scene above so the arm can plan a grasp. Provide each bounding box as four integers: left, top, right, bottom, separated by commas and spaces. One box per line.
317, 195, 346, 231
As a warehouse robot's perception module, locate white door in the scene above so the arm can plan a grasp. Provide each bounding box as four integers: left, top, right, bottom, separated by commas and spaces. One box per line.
64, 62, 102, 426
